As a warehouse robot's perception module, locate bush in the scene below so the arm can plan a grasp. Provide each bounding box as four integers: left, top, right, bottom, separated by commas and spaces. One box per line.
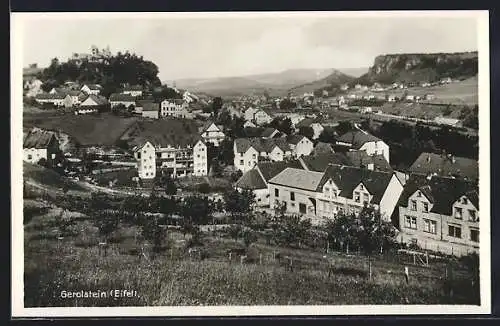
197, 182, 211, 194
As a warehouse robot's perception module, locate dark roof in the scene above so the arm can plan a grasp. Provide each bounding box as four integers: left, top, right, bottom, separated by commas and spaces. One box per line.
142, 102, 159, 112
124, 120, 202, 149
345, 151, 393, 172
243, 127, 265, 138
311, 142, 335, 156
235, 169, 267, 190
200, 121, 221, 133
408, 152, 478, 182
397, 174, 479, 215
256, 160, 304, 182
161, 99, 185, 105
300, 152, 352, 172
286, 134, 309, 145
295, 117, 321, 128
85, 84, 102, 90
109, 93, 137, 102
234, 138, 291, 154
135, 99, 154, 107
260, 127, 279, 138
36, 93, 66, 100
123, 85, 143, 91
23, 129, 56, 149
81, 94, 108, 106
319, 164, 395, 204
337, 130, 382, 149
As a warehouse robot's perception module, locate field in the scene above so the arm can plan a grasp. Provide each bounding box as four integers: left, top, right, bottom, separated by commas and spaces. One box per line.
23, 112, 138, 146
348, 77, 478, 106
24, 197, 479, 307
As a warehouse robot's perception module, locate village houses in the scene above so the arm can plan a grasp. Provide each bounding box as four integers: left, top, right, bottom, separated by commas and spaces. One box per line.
268, 164, 404, 225
199, 122, 226, 146
121, 85, 144, 97
81, 84, 103, 95
141, 102, 160, 119
336, 130, 390, 164
408, 152, 478, 182
294, 118, 324, 140
160, 99, 189, 118
396, 174, 479, 257
23, 128, 61, 166
109, 93, 137, 108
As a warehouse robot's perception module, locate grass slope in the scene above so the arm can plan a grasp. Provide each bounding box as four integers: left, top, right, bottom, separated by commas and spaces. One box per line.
23, 162, 85, 192
24, 209, 478, 307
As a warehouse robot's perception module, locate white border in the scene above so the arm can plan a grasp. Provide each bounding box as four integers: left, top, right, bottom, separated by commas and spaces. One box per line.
11, 10, 491, 317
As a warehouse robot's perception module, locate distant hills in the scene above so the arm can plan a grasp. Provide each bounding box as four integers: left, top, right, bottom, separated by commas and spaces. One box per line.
289, 69, 358, 95
171, 68, 363, 97
353, 51, 478, 86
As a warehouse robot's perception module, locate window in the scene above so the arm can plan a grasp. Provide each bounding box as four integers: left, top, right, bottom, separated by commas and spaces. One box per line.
239, 160, 244, 165
299, 203, 307, 214
290, 202, 296, 207
27, 154, 32, 160
354, 192, 360, 203
410, 200, 417, 211
462, 197, 468, 204
137, 152, 141, 159
469, 209, 477, 221
423, 202, 429, 213
359, 184, 364, 190
363, 193, 369, 205
448, 225, 462, 238
423, 219, 437, 234
470, 229, 479, 243
252, 154, 256, 159
405, 216, 417, 229
417, 191, 421, 197
454, 207, 463, 219
290, 192, 295, 201
275, 188, 279, 197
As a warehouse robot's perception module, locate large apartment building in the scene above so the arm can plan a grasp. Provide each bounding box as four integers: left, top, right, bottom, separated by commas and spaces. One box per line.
396, 174, 479, 257
122, 120, 208, 179
268, 164, 404, 225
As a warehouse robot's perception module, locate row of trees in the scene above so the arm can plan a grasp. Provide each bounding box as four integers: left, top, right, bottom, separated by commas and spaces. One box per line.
39, 52, 162, 97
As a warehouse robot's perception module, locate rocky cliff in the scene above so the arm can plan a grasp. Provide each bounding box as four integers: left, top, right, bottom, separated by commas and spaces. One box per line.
355, 51, 478, 85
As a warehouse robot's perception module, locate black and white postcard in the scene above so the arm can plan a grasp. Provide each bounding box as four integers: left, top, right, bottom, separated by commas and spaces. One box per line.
11, 10, 491, 317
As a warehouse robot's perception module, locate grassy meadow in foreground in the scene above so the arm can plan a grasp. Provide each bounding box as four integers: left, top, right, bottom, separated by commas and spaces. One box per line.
24, 203, 479, 307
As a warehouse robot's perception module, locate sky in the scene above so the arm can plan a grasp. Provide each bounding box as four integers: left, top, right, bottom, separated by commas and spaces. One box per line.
17, 12, 480, 81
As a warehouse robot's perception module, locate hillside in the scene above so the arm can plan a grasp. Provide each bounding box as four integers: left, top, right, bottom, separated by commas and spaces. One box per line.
354, 52, 478, 85
290, 70, 356, 95
173, 68, 336, 97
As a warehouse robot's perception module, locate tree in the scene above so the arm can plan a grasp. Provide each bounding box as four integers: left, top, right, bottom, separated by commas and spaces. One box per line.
269, 117, 293, 135
181, 196, 212, 225
336, 121, 354, 135
218, 139, 235, 165
317, 127, 337, 144
298, 126, 314, 140
354, 206, 397, 280
279, 98, 296, 111
197, 182, 211, 194
223, 189, 255, 225
140, 215, 166, 257
94, 211, 120, 245
161, 173, 177, 195
212, 97, 223, 117
36, 157, 49, 168
274, 214, 311, 248
242, 228, 258, 248
324, 211, 358, 253
228, 224, 242, 242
